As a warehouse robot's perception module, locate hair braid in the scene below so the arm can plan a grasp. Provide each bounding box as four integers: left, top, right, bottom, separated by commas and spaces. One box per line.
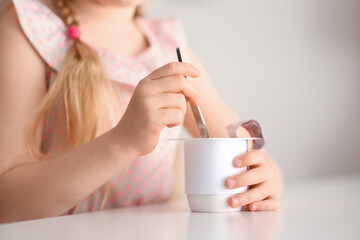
29, 0, 144, 213
30, 0, 110, 155
57, 0, 79, 26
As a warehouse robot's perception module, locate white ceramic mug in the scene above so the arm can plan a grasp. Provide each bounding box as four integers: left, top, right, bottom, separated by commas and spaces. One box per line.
182, 138, 255, 212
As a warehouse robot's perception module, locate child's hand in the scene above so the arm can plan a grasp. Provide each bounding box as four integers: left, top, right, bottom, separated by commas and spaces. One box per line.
115, 62, 200, 156
225, 150, 281, 211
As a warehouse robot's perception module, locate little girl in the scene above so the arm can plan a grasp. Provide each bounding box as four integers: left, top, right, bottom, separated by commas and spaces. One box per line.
0, 0, 283, 223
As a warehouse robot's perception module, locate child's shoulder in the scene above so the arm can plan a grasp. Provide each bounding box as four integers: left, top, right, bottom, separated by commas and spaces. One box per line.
0, 0, 15, 22
0, 2, 35, 51
4, 0, 69, 71
0, 2, 46, 89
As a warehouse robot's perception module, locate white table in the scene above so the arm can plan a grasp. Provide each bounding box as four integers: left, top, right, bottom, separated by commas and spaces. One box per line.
1, 175, 360, 240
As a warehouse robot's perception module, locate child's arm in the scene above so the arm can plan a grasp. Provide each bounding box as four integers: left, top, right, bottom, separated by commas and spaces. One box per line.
183, 49, 283, 211
0, 8, 137, 223
0, 7, 201, 222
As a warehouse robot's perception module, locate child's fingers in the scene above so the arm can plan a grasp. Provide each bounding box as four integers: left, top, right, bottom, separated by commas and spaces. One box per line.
158, 108, 184, 128
157, 93, 187, 116
228, 182, 270, 208
248, 196, 280, 211
226, 165, 269, 189
149, 62, 200, 80
233, 150, 265, 168
152, 75, 200, 106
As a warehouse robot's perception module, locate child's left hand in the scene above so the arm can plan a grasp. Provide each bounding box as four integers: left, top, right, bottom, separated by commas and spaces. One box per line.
225, 150, 282, 211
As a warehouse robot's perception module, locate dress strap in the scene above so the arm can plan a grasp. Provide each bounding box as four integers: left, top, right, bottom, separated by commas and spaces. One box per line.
145, 18, 190, 62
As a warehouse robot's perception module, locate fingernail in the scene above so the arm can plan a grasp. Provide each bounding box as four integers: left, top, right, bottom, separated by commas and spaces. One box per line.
234, 158, 242, 167
251, 205, 258, 211
227, 178, 236, 189
230, 197, 239, 208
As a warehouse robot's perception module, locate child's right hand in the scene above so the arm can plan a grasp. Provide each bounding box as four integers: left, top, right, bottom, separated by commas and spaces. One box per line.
115, 62, 201, 157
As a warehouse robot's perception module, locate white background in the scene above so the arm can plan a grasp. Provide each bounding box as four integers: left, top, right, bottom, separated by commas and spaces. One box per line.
145, 0, 360, 183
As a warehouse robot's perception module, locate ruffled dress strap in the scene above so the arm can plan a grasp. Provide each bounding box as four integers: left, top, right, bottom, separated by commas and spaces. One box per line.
142, 18, 190, 61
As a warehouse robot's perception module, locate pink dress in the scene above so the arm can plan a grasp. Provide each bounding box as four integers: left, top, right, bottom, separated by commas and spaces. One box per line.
1, 0, 190, 214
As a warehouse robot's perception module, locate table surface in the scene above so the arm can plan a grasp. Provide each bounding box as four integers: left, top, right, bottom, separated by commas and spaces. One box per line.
1, 175, 360, 240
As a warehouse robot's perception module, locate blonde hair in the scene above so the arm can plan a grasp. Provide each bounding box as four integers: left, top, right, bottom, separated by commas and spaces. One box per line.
30, 0, 143, 158
28, 0, 144, 212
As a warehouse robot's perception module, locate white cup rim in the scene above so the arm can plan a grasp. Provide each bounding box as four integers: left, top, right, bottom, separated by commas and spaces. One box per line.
170, 137, 261, 141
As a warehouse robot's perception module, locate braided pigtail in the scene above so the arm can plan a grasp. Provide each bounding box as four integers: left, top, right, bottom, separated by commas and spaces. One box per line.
30, 0, 110, 155
28, 0, 144, 212
57, 0, 110, 146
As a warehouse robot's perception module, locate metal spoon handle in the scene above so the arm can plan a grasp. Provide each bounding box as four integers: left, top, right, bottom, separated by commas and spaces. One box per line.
176, 47, 209, 138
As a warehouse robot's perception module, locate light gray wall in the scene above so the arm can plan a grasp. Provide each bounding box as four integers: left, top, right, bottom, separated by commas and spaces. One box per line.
144, 0, 360, 183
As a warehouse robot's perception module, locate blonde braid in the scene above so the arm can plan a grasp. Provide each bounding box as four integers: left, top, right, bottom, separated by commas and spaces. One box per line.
30, 0, 109, 150
56, 0, 79, 25
29, 0, 143, 213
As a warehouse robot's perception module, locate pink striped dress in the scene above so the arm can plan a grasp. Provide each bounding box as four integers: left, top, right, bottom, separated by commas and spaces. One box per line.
1, 0, 189, 214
